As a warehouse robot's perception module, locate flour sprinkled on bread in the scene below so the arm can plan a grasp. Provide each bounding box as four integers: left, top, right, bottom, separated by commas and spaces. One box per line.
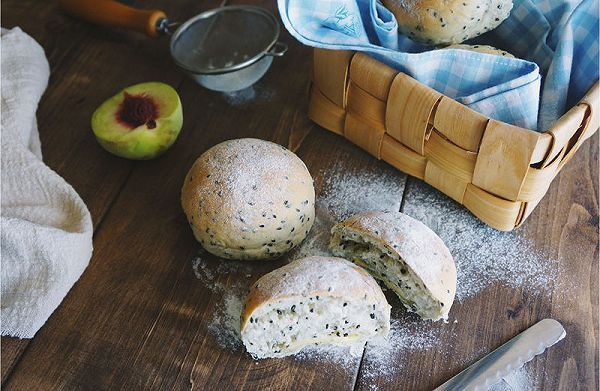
241, 256, 391, 359
182, 138, 315, 260
383, 0, 513, 45
331, 211, 456, 321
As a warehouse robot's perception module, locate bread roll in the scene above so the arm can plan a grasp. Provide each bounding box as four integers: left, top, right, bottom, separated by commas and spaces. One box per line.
181, 138, 315, 260
330, 211, 456, 321
446, 44, 514, 57
382, 0, 512, 45
241, 256, 391, 359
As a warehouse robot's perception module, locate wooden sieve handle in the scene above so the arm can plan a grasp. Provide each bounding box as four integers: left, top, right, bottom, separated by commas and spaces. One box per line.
59, 0, 167, 38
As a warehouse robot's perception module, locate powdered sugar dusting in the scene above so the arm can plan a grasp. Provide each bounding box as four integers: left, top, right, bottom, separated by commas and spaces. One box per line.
361, 316, 442, 377
250, 256, 387, 304
490, 366, 535, 390
222, 85, 274, 106
208, 293, 245, 351
402, 181, 557, 301
192, 250, 253, 350
193, 160, 550, 387
289, 162, 405, 260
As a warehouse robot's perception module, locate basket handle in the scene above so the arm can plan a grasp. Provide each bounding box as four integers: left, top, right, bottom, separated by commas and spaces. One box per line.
541, 81, 599, 168
59, 0, 167, 38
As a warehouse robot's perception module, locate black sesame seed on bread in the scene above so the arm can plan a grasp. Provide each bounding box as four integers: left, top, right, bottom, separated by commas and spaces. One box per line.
181, 138, 315, 260
241, 256, 391, 359
330, 211, 456, 321
383, 0, 513, 45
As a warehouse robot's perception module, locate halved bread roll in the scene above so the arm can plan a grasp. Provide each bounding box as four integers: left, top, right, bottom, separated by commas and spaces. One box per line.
330, 211, 456, 321
240, 256, 391, 359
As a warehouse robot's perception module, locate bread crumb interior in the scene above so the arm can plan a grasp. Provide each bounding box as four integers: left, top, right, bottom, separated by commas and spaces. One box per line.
242, 296, 388, 359
331, 229, 443, 320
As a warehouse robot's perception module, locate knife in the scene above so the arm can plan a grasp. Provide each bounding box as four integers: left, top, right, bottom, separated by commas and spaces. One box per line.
435, 318, 566, 391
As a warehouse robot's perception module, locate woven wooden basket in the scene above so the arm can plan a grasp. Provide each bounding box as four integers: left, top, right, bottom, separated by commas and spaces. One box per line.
309, 48, 599, 231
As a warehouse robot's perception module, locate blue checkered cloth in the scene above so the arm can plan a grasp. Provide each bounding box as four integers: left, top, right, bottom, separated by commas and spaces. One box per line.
278, 0, 599, 131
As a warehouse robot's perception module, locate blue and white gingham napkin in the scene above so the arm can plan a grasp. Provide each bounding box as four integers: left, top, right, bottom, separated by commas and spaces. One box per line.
278, 0, 599, 131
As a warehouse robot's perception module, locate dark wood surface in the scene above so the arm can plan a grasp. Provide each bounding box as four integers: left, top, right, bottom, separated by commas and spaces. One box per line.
1, 1, 598, 390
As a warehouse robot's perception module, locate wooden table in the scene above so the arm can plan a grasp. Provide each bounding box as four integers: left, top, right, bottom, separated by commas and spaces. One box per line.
2, 1, 598, 389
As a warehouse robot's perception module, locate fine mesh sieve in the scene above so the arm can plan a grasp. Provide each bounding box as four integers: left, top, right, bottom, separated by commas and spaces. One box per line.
170, 6, 287, 92
59, 1, 287, 92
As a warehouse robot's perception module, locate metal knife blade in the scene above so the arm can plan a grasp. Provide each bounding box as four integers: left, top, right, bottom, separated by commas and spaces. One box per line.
435, 318, 566, 391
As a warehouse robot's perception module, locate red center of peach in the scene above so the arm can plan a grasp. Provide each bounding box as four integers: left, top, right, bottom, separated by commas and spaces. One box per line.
117, 92, 159, 129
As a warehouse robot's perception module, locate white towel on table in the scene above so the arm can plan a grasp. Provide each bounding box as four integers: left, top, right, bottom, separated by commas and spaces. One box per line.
1, 27, 93, 338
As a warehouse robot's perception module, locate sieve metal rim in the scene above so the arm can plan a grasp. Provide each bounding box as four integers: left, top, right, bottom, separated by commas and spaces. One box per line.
169, 5, 280, 76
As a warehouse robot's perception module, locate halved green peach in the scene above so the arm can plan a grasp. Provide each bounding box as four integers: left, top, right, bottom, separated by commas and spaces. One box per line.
91, 82, 183, 160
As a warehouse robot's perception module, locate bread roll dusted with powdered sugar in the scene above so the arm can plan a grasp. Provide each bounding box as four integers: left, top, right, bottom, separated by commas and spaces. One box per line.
382, 0, 512, 45
240, 256, 391, 359
182, 138, 315, 260
330, 211, 456, 321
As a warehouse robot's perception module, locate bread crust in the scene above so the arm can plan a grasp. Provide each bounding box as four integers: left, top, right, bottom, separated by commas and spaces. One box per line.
331, 211, 456, 319
382, 0, 512, 45
447, 44, 514, 57
181, 138, 315, 260
241, 256, 390, 331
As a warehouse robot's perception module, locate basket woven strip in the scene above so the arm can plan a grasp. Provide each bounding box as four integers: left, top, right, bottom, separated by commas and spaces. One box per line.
309, 48, 599, 231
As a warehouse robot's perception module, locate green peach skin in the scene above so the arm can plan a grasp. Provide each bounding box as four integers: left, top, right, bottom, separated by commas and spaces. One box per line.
91, 82, 183, 160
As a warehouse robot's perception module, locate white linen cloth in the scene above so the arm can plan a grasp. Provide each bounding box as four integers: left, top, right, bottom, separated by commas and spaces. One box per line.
1, 27, 93, 338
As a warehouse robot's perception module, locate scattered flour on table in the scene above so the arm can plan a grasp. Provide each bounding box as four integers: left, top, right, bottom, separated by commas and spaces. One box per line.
489, 366, 535, 390
221, 84, 274, 106
192, 256, 217, 288
192, 162, 550, 385
402, 181, 558, 301
315, 163, 405, 222
292, 343, 364, 369
274, 164, 443, 374
292, 311, 443, 374
288, 166, 550, 384
293, 166, 557, 301
289, 162, 405, 260
192, 250, 253, 351
207, 293, 245, 351
361, 316, 442, 377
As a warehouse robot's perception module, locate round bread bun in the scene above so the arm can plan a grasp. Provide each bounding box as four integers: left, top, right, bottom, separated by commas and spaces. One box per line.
181, 138, 315, 260
446, 44, 515, 57
241, 256, 391, 359
382, 0, 513, 45
330, 211, 456, 321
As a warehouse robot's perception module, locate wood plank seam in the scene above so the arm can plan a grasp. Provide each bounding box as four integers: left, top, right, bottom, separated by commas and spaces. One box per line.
351, 175, 413, 391
351, 343, 369, 391
1, 342, 33, 388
